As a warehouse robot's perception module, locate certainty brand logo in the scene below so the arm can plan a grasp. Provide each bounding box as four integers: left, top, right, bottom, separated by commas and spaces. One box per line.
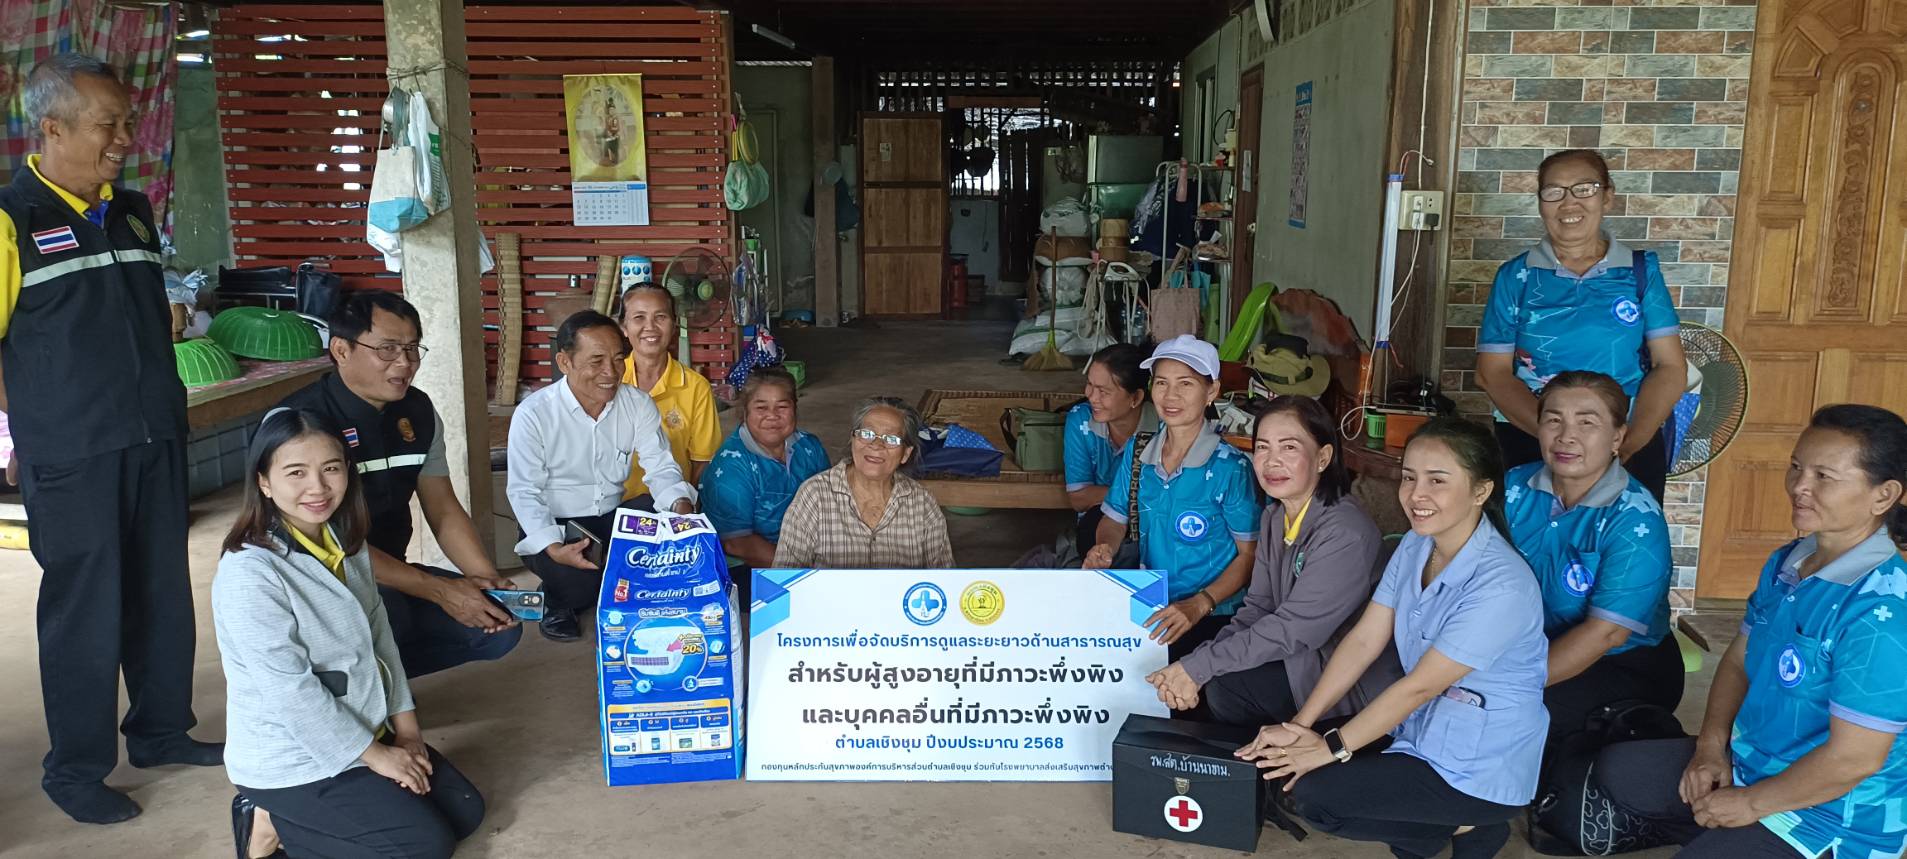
629, 544, 700, 571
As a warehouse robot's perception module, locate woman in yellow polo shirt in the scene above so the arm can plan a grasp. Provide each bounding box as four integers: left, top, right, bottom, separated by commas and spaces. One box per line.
619, 282, 723, 503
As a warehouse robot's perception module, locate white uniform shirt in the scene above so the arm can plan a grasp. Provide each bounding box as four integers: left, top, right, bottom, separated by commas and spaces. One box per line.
507, 380, 696, 556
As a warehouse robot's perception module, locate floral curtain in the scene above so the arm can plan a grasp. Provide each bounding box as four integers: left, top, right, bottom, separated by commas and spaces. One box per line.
1, 0, 176, 230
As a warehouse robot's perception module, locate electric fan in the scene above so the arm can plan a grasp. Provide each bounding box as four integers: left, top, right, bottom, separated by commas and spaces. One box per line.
658, 247, 731, 367
1667, 322, 1749, 477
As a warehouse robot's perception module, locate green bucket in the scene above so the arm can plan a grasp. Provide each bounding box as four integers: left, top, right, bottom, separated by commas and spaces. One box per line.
784, 360, 807, 389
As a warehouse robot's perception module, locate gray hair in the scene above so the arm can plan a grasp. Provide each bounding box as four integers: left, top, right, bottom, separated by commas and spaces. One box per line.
851, 396, 923, 475
24, 54, 122, 138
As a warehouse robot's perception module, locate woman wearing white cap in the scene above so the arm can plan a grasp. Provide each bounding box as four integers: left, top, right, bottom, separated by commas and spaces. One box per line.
1084, 334, 1263, 661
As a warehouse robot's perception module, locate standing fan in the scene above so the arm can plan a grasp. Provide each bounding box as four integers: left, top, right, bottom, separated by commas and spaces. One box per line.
1667, 322, 1749, 477
660, 247, 731, 367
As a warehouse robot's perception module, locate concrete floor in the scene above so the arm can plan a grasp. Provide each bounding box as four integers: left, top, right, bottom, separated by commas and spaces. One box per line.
0, 316, 1706, 857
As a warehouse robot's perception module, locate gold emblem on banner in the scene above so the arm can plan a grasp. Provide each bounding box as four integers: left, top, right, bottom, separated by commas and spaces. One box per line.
959, 581, 1004, 626
1174, 777, 1191, 796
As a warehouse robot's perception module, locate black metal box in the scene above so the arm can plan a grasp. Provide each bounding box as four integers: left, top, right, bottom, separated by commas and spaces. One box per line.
1112, 714, 1265, 852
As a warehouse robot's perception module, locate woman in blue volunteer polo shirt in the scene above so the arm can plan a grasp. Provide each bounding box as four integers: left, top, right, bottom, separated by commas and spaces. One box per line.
1065, 343, 1153, 552
1083, 335, 1261, 661
1240, 418, 1548, 859
1476, 149, 1687, 502
1597, 404, 1907, 859
1504, 371, 1680, 746
699, 367, 829, 580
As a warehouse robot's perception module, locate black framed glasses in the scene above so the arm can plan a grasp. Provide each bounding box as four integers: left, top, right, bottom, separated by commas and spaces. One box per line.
1538, 181, 1604, 203
352, 340, 428, 363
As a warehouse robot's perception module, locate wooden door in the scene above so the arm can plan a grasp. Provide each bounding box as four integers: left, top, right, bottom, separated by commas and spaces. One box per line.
1233, 66, 1264, 310
861, 114, 947, 317
1697, 0, 1907, 600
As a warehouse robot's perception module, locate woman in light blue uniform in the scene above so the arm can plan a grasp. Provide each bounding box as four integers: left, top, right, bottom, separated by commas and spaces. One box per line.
1241, 418, 1548, 859
1083, 335, 1261, 661
1476, 149, 1687, 501
1064, 343, 1153, 552
1504, 371, 1680, 746
699, 368, 829, 599
1595, 405, 1907, 859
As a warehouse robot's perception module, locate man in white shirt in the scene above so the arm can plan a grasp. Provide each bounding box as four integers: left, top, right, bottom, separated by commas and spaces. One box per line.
507, 310, 696, 641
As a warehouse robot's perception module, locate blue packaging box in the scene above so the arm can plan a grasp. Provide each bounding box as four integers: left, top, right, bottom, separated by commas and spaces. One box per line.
596, 510, 744, 786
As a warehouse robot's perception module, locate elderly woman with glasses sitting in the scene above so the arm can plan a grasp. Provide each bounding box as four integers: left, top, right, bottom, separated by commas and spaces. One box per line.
773, 397, 954, 570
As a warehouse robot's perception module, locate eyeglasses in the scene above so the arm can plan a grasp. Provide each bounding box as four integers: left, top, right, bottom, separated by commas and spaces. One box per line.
851, 428, 904, 448
1537, 181, 1605, 203
352, 340, 429, 363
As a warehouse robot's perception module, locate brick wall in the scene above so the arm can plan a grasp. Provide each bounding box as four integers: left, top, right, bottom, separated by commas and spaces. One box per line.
1447, 0, 1757, 597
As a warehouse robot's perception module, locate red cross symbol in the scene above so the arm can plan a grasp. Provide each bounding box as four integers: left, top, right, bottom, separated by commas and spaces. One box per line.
1164, 796, 1203, 832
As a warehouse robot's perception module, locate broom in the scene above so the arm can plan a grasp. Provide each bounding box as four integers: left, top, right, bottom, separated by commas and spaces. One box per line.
1024, 229, 1075, 371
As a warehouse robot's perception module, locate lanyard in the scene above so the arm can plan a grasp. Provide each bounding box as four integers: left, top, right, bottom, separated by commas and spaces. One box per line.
1282, 496, 1313, 546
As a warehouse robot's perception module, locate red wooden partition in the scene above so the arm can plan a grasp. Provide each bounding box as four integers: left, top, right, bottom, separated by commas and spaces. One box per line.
212, 4, 737, 386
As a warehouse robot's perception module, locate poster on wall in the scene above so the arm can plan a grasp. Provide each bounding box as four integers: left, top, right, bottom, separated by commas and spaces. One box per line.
1288, 81, 1313, 229
564, 74, 650, 226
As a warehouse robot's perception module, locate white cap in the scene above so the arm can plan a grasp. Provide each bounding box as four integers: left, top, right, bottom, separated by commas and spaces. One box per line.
1141, 334, 1221, 380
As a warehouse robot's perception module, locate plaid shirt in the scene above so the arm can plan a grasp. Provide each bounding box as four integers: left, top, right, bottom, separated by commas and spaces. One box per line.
772, 460, 954, 569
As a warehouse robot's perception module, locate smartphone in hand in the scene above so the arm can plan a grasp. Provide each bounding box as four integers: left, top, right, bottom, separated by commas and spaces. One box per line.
484, 589, 546, 622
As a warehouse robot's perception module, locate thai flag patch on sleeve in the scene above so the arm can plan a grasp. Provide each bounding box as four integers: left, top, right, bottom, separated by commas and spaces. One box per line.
31, 227, 80, 254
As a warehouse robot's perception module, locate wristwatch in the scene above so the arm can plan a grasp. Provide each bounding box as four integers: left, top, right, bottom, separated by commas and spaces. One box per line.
1322, 728, 1352, 763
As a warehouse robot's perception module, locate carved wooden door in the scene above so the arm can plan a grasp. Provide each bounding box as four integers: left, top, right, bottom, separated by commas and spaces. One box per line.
1698, 0, 1907, 600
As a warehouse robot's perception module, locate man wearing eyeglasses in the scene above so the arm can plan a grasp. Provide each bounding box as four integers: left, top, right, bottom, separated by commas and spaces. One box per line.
278, 290, 523, 676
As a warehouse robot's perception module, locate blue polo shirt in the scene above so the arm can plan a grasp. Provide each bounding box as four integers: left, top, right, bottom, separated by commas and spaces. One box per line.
1373, 524, 1550, 806
1478, 236, 1679, 410
1733, 529, 1907, 859
1063, 400, 1156, 493
1100, 421, 1261, 611
1503, 461, 1672, 652
698, 426, 831, 544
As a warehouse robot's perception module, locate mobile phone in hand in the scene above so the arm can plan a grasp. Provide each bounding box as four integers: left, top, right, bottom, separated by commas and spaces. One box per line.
484, 588, 546, 622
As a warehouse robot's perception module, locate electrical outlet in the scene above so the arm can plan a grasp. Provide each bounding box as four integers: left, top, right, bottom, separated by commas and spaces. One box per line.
1400, 190, 1445, 231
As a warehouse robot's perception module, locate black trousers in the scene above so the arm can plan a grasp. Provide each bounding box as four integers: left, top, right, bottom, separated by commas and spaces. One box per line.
521, 511, 617, 613
22, 440, 197, 790
240, 744, 483, 859
1545, 634, 1685, 746
1289, 736, 1525, 859
379, 565, 523, 679
1593, 738, 1804, 859
1497, 421, 1669, 502
1204, 660, 1299, 728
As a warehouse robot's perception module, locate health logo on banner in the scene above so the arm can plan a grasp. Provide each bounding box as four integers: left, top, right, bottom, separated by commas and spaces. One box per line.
747, 568, 1170, 782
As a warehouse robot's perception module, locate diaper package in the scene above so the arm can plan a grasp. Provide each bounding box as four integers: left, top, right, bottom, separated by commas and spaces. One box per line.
596, 511, 744, 786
